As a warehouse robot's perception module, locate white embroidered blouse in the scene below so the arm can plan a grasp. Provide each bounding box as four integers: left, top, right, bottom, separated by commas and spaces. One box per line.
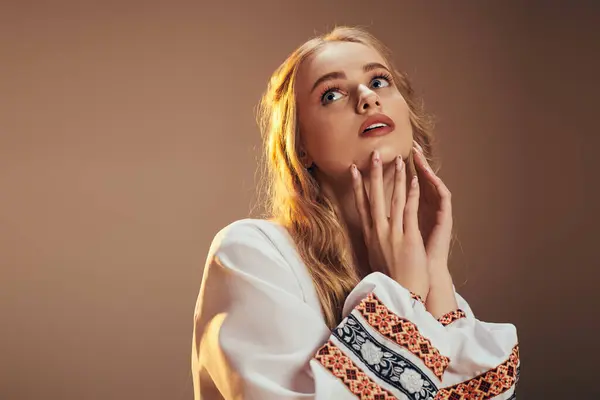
191, 219, 519, 399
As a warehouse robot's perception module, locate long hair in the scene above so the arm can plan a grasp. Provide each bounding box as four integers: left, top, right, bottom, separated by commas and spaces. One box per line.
256, 26, 436, 329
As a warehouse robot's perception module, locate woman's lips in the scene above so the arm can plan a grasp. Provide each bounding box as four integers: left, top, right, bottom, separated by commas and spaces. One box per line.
361, 124, 394, 137
359, 113, 395, 137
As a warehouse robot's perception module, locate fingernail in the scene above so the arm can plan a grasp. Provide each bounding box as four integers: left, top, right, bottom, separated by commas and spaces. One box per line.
372, 150, 380, 164
411, 175, 418, 187
350, 164, 358, 178
396, 155, 403, 170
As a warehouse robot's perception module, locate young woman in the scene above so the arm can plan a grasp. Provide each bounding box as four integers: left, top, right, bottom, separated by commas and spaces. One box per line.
191, 26, 519, 400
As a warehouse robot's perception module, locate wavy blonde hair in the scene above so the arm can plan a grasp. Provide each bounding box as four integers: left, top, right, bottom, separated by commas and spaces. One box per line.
257, 26, 436, 329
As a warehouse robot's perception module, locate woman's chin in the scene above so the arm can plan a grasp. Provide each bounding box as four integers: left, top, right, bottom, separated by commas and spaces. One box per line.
373, 144, 411, 166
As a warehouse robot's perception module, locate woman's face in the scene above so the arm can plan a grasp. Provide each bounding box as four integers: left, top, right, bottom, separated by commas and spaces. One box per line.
295, 41, 413, 180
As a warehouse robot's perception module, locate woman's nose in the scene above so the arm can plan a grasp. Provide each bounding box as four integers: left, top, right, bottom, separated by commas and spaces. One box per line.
356, 84, 381, 113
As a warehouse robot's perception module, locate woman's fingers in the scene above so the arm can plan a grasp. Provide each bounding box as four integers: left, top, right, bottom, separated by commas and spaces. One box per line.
412, 146, 438, 197
413, 146, 452, 216
404, 174, 421, 237
413, 139, 424, 153
390, 155, 406, 234
351, 164, 372, 240
368, 150, 388, 232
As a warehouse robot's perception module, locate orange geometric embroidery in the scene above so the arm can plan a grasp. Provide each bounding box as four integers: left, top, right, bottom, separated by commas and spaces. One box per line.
314, 341, 397, 400
356, 293, 450, 379
438, 309, 467, 327
410, 291, 425, 305
434, 344, 520, 400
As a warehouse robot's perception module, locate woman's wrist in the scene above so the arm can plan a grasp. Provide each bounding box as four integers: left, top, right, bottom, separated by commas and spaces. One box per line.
425, 267, 458, 319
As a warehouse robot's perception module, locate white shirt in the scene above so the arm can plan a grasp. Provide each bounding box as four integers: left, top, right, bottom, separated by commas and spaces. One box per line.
192, 219, 519, 399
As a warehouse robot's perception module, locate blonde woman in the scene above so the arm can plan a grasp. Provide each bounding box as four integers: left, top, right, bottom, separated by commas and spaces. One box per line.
192, 26, 519, 400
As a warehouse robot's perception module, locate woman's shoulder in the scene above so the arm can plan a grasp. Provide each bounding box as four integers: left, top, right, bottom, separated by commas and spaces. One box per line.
205, 218, 316, 304
207, 218, 297, 262
219, 217, 286, 235
211, 218, 288, 246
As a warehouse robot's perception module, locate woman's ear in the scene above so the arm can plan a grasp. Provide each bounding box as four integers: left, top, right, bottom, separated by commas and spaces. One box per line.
298, 148, 314, 169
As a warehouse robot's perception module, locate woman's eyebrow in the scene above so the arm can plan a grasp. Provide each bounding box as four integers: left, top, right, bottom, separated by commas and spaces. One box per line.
310, 71, 345, 93
310, 62, 390, 93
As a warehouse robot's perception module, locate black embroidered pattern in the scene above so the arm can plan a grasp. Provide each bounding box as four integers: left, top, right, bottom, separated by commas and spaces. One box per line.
333, 313, 439, 400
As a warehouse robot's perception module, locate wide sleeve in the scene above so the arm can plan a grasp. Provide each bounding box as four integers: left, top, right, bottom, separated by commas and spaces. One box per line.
191, 220, 519, 399
310, 275, 519, 399
430, 291, 520, 399
191, 220, 348, 399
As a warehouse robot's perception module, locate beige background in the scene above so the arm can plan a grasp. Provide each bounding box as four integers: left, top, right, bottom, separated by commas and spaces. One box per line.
2, 1, 599, 399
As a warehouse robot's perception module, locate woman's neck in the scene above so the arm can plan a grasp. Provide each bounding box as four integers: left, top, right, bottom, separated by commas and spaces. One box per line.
317, 161, 399, 278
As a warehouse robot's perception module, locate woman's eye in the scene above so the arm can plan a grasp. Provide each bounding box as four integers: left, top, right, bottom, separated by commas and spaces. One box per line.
321, 90, 343, 104
370, 77, 390, 89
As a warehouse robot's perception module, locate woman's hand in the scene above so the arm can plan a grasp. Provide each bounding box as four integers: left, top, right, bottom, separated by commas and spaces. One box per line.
412, 141, 453, 269
351, 150, 429, 300
412, 141, 458, 317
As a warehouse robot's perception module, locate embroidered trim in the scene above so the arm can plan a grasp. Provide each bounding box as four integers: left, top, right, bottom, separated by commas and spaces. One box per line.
356, 292, 450, 379
410, 292, 425, 305
434, 344, 520, 400
314, 341, 397, 399
334, 314, 438, 399
438, 309, 467, 327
